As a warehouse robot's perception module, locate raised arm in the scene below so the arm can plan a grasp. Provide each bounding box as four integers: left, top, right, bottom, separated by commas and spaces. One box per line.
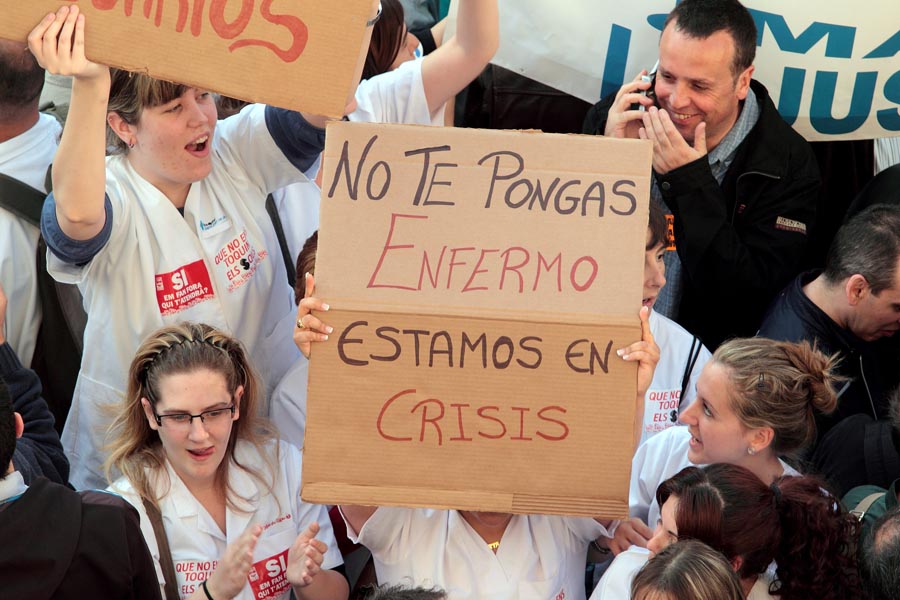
420, 0, 499, 114
27, 6, 109, 241
618, 306, 660, 448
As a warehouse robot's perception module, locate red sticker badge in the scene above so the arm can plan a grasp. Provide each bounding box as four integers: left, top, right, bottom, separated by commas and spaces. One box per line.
155, 259, 216, 316
247, 549, 291, 599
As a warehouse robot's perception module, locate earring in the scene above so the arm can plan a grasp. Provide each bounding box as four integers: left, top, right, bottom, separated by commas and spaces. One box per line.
128, 140, 135, 149
747, 447, 756, 456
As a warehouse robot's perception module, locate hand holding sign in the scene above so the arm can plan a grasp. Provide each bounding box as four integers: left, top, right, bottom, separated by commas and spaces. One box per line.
27, 6, 108, 83
286, 521, 329, 588
205, 524, 262, 599
294, 274, 333, 359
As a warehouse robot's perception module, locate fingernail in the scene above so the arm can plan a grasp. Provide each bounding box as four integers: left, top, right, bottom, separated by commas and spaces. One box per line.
322, 335, 329, 341
616, 348, 625, 357
305, 272, 312, 279
326, 326, 334, 334
622, 353, 630, 360
322, 303, 330, 311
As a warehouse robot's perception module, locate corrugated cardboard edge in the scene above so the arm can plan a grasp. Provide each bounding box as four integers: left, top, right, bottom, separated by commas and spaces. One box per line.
302, 483, 628, 519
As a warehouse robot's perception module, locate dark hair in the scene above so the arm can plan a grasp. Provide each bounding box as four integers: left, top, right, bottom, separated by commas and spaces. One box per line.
823, 204, 900, 294
106, 69, 191, 153
647, 201, 668, 250
294, 231, 319, 305
632, 539, 744, 600
215, 95, 249, 119
861, 505, 900, 600
712, 338, 841, 458
657, 464, 861, 599
664, 0, 757, 76
0, 40, 45, 115
356, 584, 447, 600
363, 0, 407, 79
0, 377, 15, 479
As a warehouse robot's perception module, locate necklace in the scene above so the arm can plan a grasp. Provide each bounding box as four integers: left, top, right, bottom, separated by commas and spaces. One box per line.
487, 541, 500, 551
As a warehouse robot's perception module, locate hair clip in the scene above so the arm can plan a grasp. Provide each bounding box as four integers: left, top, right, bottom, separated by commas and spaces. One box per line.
757, 373, 766, 391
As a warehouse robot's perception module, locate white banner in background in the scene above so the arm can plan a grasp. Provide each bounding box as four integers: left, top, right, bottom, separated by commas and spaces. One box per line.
488, 0, 900, 141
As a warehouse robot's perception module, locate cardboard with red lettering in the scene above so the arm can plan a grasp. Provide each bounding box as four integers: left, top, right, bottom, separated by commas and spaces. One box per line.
302, 122, 653, 518
0, 0, 377, 118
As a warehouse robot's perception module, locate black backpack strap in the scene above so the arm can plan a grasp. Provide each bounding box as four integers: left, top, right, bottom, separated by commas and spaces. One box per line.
0, 172, 44, 226
680, 336, 703, 405
265, 192, 297, 289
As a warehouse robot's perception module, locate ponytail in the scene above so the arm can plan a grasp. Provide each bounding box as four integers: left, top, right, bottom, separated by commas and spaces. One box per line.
770, 476, 862, 600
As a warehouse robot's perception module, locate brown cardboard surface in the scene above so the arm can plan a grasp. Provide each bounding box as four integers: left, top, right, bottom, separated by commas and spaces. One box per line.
1, 0, 376, 117
304, 122, 653, 518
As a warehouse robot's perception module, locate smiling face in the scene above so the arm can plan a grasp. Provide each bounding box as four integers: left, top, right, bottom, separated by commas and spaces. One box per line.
110, 87, 217, 204
655, 23, 753, 150
678, 362, 760, 466
647, 495, 679, 555
142, 368, 241, 489
643, 230, 667, 309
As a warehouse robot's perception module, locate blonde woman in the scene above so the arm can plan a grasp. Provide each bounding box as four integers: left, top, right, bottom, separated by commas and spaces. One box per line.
106, 322, 347, 600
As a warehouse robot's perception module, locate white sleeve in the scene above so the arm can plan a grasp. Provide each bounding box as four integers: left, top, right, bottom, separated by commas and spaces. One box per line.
214, 104, 307, 197
283, 442, 342, 569
351, 59, 444, 126
589, 549, 649, 600
629, 431, 664, 523
352, 506, 429, 566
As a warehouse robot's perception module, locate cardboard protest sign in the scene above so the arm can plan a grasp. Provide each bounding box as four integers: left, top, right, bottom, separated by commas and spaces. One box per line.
456, 0, 900, 141
302, 122, 653, 518
0, 0, 377, 117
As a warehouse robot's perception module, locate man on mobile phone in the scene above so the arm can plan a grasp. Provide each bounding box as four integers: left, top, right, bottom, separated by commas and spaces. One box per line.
583, 0, 820, 350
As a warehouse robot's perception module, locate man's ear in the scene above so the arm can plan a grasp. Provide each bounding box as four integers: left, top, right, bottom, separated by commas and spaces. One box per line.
141, 398, 159, 431
730, 554, 744, 574
735, 65, 754, 101
107, 112, 136, 147
13, 412, 23, 439
845, 274, 870, 306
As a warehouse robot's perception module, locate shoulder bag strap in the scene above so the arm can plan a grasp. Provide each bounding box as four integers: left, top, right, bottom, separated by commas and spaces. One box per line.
679, 336, 703, 405
851, 491, 887, 521
141, 496, 182, 600
0, 171, 45, 226
264, 192, 297, 289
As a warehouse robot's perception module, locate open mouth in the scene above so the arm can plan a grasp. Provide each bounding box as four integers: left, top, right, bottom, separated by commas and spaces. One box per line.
642, 296, 656, 307
186, 135, 210, 155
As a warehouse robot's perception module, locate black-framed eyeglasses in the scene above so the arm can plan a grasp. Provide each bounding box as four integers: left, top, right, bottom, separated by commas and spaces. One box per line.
151, 404, 236, 430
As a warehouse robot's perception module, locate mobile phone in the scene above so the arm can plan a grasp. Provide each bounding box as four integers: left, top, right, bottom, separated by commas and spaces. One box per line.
639, 60, 659, 111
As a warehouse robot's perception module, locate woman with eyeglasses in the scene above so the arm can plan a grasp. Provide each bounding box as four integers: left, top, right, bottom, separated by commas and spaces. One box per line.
106, 322, 348, 600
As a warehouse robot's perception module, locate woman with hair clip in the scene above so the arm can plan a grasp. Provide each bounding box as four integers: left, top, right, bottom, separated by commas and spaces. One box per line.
630, 539, 744, 600
594, 464, 862, 599
608, 337, 841, 553
25, 5, 374, 490
106, 322, 348, 600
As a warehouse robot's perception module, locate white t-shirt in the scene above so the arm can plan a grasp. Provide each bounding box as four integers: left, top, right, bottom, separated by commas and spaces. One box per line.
269, 355, 308, 448
110, 440, 340, 600
50, 104, 302, 489
629, 426, 801, 527
0, 113, 61, 367
590, 546, 776, 600
640, 311, 711, 446
346, 507, 607, 600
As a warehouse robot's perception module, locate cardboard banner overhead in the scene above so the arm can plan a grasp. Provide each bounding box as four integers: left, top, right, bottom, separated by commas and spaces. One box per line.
0, 0, 377, 117
303, 122, 653, 518
480, 0, 900, 141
